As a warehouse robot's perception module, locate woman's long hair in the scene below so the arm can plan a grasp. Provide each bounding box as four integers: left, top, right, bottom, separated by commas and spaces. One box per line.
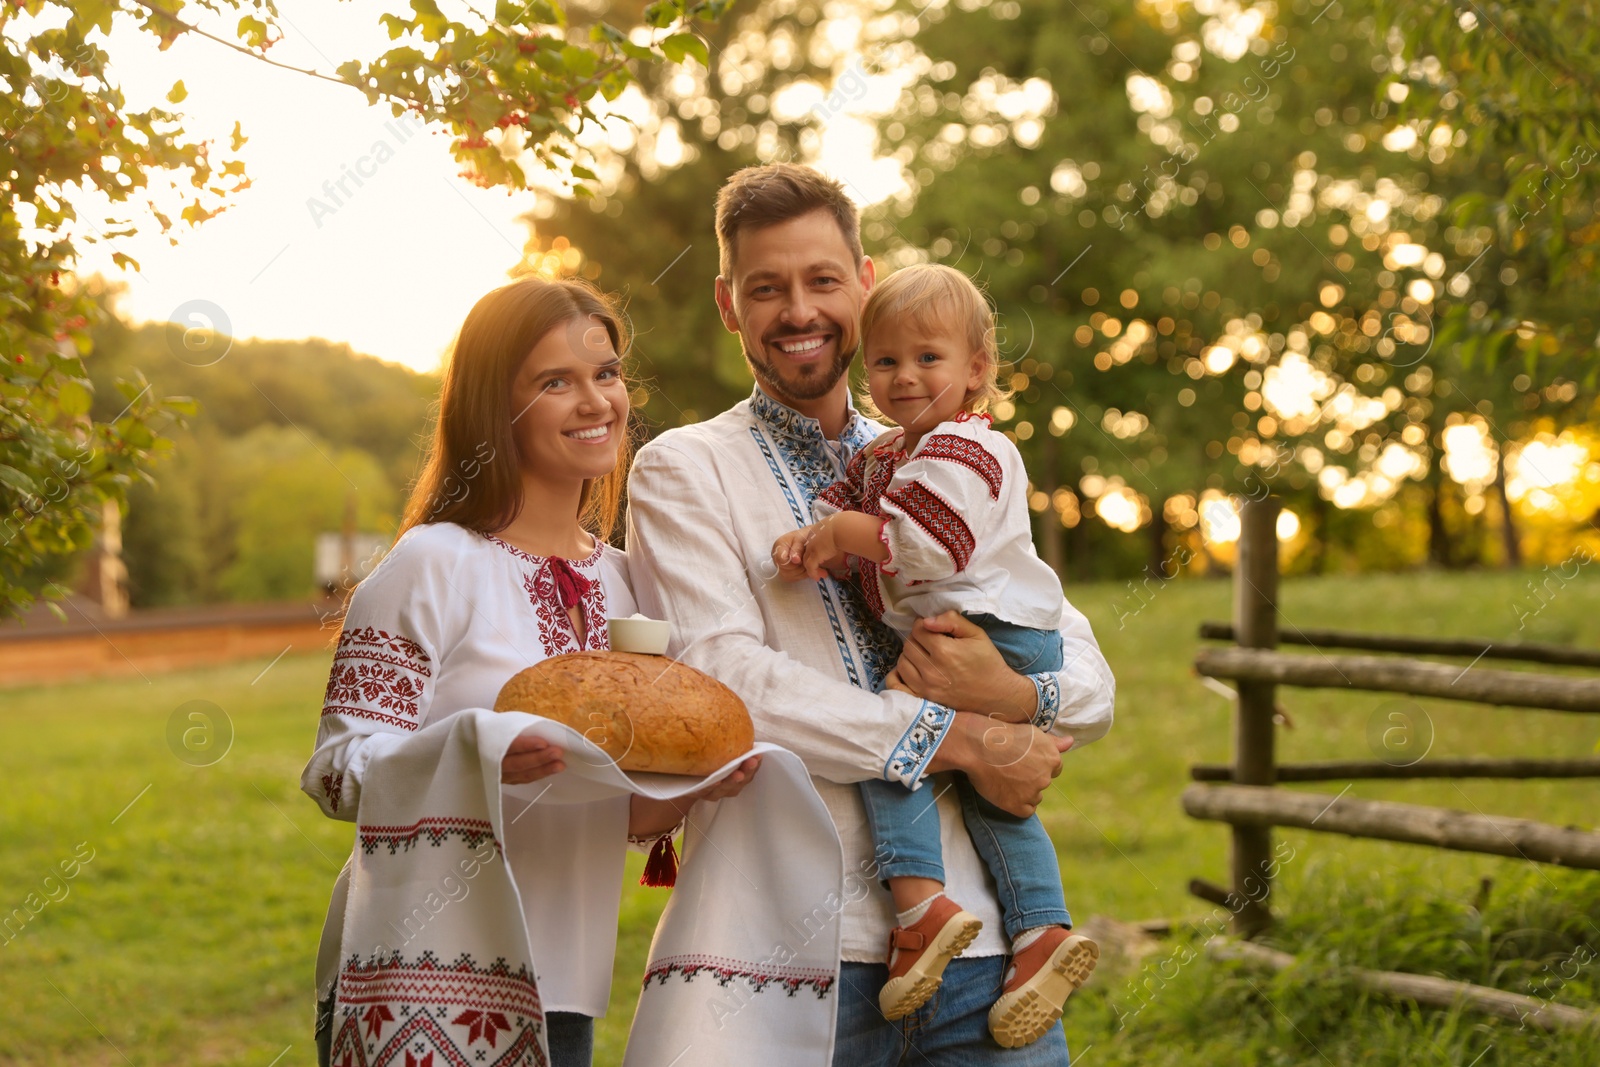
398, 277, 634, 544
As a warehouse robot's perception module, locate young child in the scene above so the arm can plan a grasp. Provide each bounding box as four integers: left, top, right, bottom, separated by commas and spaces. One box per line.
772, 263, 1098, 1048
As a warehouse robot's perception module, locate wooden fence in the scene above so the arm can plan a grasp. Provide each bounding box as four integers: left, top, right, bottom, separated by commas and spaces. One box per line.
1182, 497, 1600, 937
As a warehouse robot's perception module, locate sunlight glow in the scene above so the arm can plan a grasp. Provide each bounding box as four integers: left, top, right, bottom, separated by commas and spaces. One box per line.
1508, 434, 1592, 512
1441, 421, 1497, 489
1095, 485, 1148, 533
1200, 492, 1241, 544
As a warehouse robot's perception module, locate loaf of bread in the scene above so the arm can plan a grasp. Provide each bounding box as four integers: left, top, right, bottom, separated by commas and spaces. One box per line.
494, 651, 754, 776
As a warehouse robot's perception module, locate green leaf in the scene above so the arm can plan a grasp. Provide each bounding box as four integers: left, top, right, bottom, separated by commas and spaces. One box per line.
166, 80, 187, 104
660, 33, 708, 68
237, 15, 270, 49
642, 2, 678, 29
619, 40, 657, 64
73, 0, 115, 36
56, 379, 91, 417
410, 0, 450, 42
0, 466, 40, 497
560, 44, 597, 78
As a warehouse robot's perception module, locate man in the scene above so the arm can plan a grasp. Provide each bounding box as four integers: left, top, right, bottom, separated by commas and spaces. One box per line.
626, 162, 1114, 1064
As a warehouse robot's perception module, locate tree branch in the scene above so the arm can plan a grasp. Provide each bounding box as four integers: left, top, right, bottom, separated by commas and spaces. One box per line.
126, 0, 356, 92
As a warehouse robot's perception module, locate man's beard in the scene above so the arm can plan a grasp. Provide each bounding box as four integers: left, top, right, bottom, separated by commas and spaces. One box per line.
743, 327, 856, 406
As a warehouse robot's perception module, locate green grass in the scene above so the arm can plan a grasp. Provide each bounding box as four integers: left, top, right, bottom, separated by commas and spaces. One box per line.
1, 569, 1597, 1065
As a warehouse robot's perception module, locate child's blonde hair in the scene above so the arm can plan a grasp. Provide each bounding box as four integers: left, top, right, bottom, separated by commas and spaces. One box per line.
858, 263, 1010, 418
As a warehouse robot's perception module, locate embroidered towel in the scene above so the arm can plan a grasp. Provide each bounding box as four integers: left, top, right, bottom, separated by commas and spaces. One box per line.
319, 708, 842, 1067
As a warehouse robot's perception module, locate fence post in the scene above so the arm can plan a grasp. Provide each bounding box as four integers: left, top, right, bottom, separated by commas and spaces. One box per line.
1231, 496, 1280, 935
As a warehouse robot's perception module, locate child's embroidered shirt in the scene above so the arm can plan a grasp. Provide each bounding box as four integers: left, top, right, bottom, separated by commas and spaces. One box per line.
812, 413, 1065, 635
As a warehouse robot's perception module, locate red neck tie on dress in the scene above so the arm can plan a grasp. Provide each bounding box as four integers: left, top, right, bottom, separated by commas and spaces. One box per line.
549, 557, 591, 609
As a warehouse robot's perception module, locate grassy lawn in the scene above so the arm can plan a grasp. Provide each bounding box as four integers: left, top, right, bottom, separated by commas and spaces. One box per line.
2, 569, 1597, 1065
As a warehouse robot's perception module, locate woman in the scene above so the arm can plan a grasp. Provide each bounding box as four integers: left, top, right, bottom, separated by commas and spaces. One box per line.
301, 276, 760, 1067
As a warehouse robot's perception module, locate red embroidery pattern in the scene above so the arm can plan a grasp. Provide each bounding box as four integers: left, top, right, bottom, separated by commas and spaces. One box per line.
860, 450, 902, 520
322, 773, 345, 813
819, 447, 870, 515
815, 479, 856, 514
916, 433, 1004, 500
858, 559, 887, 620
331, 951, 545, 1067
644, 953, 836, 999
323, 627, 433, 731
884, 481, 976, 572
359, 817, 500, 856
488, 537, 610, 658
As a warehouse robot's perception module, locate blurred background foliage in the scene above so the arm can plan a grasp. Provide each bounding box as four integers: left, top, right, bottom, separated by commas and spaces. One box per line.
77, 297, 427, 605
20, 0, 1600, 608
521, 0, 1600, 584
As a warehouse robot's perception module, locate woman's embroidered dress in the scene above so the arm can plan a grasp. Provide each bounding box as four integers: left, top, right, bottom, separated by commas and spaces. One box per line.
304, 523, 633, 1062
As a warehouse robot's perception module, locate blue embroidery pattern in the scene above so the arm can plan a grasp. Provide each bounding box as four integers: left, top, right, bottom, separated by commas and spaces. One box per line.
884, 700, 956, 788
1031, 673, 1062, 732
747, 388, 901, 691
750, 424, 867, 690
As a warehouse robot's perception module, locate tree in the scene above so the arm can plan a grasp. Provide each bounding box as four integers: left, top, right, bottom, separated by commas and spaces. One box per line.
493, 0, 1597, 578
513, 0, 842, 432
80, 303, 439, 606
215, 424, 397, 602
1, 0, 731, 616
870, 0, 1598, 574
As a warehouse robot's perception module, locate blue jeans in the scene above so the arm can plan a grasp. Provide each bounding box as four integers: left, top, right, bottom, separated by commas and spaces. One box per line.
315, 985, 592, 1067
966, 613, 1065, 675
859, 612, 1070, 939
834, 956, 1071, 1064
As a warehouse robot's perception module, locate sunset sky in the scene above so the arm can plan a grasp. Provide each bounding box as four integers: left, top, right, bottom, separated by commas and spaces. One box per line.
76, 2, 597, 375
71, 1, 901, 375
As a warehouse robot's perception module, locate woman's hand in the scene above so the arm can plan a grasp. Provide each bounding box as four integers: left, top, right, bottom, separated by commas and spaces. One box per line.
628, 755, 764, 837
691, 754, 762, 802
894, 611, 1036, 721
501, 734, 567, 785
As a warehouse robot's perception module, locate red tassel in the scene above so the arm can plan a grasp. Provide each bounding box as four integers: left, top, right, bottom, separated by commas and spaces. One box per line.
549, 558, 591, 609
641, 834, 679, 887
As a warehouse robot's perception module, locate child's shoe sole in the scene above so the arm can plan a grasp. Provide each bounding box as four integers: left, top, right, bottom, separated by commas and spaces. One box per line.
987, 933, 1099, 1048
878, 912, 984, 1020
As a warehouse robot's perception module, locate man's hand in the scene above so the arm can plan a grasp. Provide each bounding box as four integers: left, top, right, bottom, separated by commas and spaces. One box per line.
894, 611, 1036, 721
929, 712, 1072, 818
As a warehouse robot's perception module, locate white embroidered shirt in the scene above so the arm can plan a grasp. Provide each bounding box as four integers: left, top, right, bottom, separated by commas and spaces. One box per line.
625, 386, 1115, 962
